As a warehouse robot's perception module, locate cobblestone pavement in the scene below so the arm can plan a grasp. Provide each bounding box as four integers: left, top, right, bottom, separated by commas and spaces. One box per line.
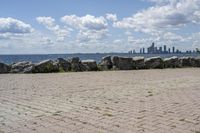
0, 68, 200, 133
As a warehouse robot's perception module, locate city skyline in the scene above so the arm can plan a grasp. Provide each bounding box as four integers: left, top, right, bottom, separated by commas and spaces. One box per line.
129, 42, 196, 54
0, 0, 200, 54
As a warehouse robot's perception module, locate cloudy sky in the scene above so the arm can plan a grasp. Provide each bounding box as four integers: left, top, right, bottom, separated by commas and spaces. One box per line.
0, 0, 200, 54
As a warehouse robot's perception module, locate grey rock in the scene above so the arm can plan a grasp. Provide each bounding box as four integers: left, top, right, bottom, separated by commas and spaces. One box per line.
191, 57, 200, 67
10, 61, 34, 73
99, 56, 112, 70
23, 66, 35, 73
112, 56, 119, 70
69, 57, 86, 72
164, 56, 181, 68
112, 56, 133, 70
145, 57, 164, 69
33, 60, 59, 73
132, 57, 145, 69
179, 57, 192, 67
82, 60, 98, 71
0, 62, 10, 73
56, 58, 71, 72
70, 57, 79, 64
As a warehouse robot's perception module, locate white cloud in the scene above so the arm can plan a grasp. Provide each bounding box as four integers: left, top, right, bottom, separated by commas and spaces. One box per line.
61, 15, 108, 30
106, 14, 117, 22
0, 17, 33, 34
77, 29, 108, 43
61, 14, 109, 43
114, 0, 200, 34
36, 16, 70, 41
190, 32, 200, 49
162, 32, 184, 42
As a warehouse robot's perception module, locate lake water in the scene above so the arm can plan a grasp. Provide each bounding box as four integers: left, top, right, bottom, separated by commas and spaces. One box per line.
0, 53, 199, 64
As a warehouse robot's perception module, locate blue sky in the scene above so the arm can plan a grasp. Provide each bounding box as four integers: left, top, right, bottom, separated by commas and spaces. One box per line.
0, 0, 200, 54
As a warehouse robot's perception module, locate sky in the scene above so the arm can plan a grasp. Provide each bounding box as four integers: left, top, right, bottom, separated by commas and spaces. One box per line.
0, 0, 200, 54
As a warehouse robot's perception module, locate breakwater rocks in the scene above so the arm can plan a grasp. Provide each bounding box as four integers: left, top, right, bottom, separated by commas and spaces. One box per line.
0, 56, 200, 74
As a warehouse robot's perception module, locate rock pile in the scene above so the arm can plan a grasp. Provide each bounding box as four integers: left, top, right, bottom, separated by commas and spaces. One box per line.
0, 56, 200, 73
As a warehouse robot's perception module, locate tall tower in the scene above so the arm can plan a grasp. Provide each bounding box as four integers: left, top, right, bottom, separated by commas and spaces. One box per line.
172, 47, 175, 53
159, 47, 162, 53
168, 48, 171, 54
152, 42, 155, 48
164, 45, 167, 53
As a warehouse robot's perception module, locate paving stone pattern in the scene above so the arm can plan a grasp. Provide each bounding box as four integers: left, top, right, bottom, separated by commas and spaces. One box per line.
0, 69, 200, 133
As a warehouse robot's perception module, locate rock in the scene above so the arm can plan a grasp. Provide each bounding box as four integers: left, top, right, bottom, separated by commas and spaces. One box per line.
179, 57, 192, 67
0, 62, 10, 73
163, 56, 181, 68
10, 61, 34, 73
70, 57, 80, 64
69, 57, 86, 72
33, 60, 59, 73
82, 60, 98, 71
190, 57, 200, 67
132, 57, 145, 69
145, 57, 164, 69
112, 56, 133, 70
23, 66, 35, 73
98, 56, 112, 70
56, 58, 71, 72
112, 56, 119, 70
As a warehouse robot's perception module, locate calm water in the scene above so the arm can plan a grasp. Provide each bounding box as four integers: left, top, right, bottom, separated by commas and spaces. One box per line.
0, 53, 199, 64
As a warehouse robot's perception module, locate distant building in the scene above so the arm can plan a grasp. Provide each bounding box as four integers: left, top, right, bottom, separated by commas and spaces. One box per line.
159, 47, 162, 53
172, 47, 175, 53
147, 42, 156, 54
164, 45, 167, 53
168, 48, 171, 54
132, 42, 188, 54
143, 48, 145, 54
140, 49, 142, 54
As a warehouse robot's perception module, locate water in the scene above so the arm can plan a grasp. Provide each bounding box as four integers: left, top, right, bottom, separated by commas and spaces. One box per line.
0, 53, 199, 64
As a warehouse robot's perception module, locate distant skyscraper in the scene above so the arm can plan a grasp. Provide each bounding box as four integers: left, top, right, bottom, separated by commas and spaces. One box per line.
143, 48, 145, 54
147, 42, 155, 54
172, 47, 175, 53
164, 45, 167, 53
168, 48, 171, 53
159, 47, 162, 53
152, 42, 155, 47
154, 47, 157, 53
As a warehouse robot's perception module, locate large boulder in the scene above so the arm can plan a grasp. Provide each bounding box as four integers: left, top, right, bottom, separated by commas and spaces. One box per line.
82, 60, 98, 71
145, 57, 164, 69
112, 56, 133, 70
69, 57, 86, 72
33, 60, 59, 73
0, 62, 10, 74
10, 61, 34, 73
190, 57, 200, 67
112, 56, 119, 70
179, 57, 192, 67
98, 56, 112, 70
132, 57, 145, 69
56, 58, 71, 72
163, 56, 181, 68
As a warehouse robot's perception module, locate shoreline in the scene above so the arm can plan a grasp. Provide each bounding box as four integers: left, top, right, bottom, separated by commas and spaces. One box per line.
0, 55, 200, 74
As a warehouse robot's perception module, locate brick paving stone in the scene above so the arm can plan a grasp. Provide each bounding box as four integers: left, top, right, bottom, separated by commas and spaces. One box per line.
0, 69, 200, 133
